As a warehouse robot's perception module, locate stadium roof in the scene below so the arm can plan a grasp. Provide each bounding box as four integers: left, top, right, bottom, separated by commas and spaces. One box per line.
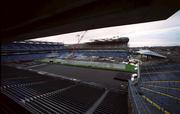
136, 49, 166, 58
1, 0, 180, 43
86, 37, 129, 45
13, 41, 64, 45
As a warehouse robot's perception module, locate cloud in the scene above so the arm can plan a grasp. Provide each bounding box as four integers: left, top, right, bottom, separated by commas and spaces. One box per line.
30, 10, 180, 47
128, 27, 180, 47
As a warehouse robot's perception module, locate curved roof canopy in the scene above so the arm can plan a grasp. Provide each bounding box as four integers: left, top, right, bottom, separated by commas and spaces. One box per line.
136, 49, 166, 58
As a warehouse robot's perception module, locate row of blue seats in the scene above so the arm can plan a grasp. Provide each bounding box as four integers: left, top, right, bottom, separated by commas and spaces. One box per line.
129, 63, 180, 114
81, 53, 128, 57
1, 49, 129, 62
142, 84, 180, 99
61, 51, 129, 58
2, 65, 129, 114
2, 66, 106, 114
139, 63, 180, 114
142, 81, 180, 88
129, 81, 179, 114
94, 91, 127, 114
128, 81, 159, 114
141, 64, 180, 73
1, 53, 48, 62
1, 44, 64, 50
142, 87, 180, 114
141, 72, 180, 82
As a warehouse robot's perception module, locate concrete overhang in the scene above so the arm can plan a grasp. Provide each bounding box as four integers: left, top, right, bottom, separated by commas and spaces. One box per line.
1, 0, 180, 43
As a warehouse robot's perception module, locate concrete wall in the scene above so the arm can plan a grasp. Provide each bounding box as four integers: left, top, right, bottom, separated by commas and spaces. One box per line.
50, 59, 126, 71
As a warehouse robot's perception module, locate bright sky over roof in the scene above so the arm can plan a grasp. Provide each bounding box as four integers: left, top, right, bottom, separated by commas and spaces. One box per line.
30, 10, 180, 47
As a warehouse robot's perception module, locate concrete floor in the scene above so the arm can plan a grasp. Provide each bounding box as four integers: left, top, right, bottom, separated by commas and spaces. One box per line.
32, 64, 131, 89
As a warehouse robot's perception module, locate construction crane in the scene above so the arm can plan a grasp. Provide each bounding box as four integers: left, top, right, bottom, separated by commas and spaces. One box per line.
77, 31, 87, 44
70, 30, 87, 58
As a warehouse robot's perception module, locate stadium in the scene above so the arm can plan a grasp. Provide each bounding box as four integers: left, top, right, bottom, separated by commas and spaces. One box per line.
1, 1, 180, 114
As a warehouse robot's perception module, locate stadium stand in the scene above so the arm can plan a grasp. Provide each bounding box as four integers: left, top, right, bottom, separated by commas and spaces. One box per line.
1, 40, 179, 114
74, 50, 129, 58
1, 65, 128, 114
71, 37, 129, 49
1, 53, 49, 62
1, 41, 64, 51
1, 41, 129, 63
1, 41, 65, 63
1, 1, 180, 113
1, 41, 180, 114
129, 63, 180, 114
94, 90, 128, 114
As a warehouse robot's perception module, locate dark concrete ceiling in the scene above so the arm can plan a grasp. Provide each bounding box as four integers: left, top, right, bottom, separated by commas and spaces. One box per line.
1, 0, 180, 43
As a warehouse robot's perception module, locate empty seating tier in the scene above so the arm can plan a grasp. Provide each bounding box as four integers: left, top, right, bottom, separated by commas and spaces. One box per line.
94, 90, 128, 114
2, 66, 130, 114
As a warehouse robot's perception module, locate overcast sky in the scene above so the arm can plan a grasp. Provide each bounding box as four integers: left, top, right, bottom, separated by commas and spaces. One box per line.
31, 10, 180, 47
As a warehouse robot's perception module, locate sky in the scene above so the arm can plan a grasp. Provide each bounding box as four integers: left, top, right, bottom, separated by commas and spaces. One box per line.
30, 10, 180, 47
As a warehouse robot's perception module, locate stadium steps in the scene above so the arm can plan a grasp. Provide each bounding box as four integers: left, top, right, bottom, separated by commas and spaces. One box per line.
142, 84, 180, 98
1, 66, 129, 114
141, 95, 171, 114
140, 73, 180, 82
143, 80, 180, 83
2, 78, 47, 88
128, 81, 162, 114
85, 89, 110, 114
141, 87, 180, 114
1, 79, 76, 101
1, 70, 106, 113
140, 64, 180, 74
138, 64, 180, 114
25, 79, 75, 94
23, 84, 105, 114
93, 90, 128, 114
